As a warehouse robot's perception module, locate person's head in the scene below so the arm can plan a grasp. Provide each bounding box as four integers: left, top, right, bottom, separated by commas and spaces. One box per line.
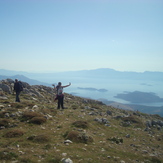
58, 82, 62, 86
15, 79, 18, 82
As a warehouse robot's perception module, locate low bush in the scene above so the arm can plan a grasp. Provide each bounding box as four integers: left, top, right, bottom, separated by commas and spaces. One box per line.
121, 116, 144, 128
0, 111, 8, 118
0, 151, 18, 160
3, 129, 24, 138
29, 116, 47, 125
27, 134, 50, 143
0, 119, 10, 128
65, 131, 93, 144
107, 137, 123, 144
20, 111, 43, 121
72, 120, 89, 129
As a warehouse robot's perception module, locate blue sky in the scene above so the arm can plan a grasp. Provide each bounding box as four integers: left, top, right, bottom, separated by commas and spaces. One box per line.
0, 0, 163, 72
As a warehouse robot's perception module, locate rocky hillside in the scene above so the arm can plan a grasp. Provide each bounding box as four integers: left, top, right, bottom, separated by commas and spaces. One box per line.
0, 79, 163, 163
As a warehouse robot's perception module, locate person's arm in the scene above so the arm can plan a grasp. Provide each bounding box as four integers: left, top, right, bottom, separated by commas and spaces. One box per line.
62, 82, 71, 88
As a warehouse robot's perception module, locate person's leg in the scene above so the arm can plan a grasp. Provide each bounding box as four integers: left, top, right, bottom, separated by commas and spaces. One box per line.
16, 91, 20, 102
57, 96, 61, 109
61, 95, 64, 109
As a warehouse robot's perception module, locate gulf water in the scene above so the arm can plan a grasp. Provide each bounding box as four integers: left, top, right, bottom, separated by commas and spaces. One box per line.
53, 77, 163, 107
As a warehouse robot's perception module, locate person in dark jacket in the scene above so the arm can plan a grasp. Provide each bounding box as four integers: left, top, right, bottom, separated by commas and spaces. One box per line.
14, 79, 21, 102
53, 82, 71, 109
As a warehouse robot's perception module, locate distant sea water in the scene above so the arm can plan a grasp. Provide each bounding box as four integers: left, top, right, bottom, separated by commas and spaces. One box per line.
55, 77, 163, 107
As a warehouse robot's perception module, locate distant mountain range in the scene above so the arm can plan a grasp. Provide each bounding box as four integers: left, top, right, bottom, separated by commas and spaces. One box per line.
0, 74, 49, 86
0, 68, 163, 116
0, 68, 163, 83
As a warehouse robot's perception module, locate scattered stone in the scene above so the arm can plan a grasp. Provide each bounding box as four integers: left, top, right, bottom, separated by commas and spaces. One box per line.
120, 160, 125, 163
62, 153, 67, 157
0, 105, 5, 108
94, 118, 110, 124
64, 140, 73, 144
126, 134, 130, 138
61, 158, 73, 163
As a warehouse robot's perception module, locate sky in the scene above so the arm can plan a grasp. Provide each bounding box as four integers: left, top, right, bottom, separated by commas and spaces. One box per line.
0, 0, 163, 73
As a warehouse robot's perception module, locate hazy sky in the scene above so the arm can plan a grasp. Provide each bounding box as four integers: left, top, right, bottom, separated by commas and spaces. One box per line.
0, 0, 163, 72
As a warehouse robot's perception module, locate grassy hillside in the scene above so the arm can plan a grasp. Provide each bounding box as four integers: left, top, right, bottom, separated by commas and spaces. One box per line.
0, 79, 163, 163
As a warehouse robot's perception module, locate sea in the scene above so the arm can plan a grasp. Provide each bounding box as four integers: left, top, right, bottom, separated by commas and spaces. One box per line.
51, 77, 163, 107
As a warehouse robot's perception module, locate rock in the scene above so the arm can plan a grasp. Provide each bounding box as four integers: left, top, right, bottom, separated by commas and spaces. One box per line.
0, 83, 12, 94
106, 110, 112, 115
64, 140, 73, 144
61, 158, 73, 163
146, 120, 152, 128
0, 96, 8, 100
126, 134, 130, 138
32, 105, 39, 109
62, 153, 67, 157
0, 105, 5, 108
120, 161, 125, 163
94, 118, 109, 124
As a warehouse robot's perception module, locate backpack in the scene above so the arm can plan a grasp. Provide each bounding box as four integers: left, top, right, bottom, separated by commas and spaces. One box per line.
19, 82, 23, 91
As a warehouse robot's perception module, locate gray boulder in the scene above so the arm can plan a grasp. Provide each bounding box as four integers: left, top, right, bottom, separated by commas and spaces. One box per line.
0, 83, 12, 94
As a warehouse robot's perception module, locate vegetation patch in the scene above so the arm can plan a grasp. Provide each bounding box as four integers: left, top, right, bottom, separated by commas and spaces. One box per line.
19, 157, 34, 163
0, 119, 10, 128
0, 111, 8, 118
0, 150, 18, 160
121, 116, 144, 127
20, 111, 43, 121
27, 134, 50, 143
72, 120, 89, 129
3, 129, 24, 138
107, 137, 123, 144
29, 116, 47, 124
10, 102, 24, 108
46, 155, 62, 163
65, 131, 93, 144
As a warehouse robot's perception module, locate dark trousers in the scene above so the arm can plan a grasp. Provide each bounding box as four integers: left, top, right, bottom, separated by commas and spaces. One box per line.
57, 95, 64, 109
16, 91, 20, 102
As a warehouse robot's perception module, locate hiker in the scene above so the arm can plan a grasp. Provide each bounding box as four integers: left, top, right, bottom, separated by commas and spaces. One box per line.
14, 79, 23, 102
52, 82, 71, 109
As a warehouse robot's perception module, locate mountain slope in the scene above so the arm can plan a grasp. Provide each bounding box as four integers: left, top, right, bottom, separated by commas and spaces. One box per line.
0, 79, 163, 163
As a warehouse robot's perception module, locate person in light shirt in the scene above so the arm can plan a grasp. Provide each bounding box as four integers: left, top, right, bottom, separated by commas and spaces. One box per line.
53, 82, 71, 109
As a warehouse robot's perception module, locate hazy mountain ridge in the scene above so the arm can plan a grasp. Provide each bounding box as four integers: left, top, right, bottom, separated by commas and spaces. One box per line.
0, 68, 163, 116
1, 68, 163, 82
0, 74, 49, 86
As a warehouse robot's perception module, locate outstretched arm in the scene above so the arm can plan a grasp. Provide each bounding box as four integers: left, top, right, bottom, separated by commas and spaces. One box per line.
62, 82, 71, 88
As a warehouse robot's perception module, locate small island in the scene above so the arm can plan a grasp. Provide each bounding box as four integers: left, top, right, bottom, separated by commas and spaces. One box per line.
77, 87, 108, 92
114, 91, 163, 103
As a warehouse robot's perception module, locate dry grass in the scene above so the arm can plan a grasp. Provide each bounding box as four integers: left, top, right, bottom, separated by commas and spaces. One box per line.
0, 90, 162, 163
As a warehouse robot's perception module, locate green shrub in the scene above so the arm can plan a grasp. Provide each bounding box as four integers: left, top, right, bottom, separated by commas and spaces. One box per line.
20, 111, 43, 121
72, 120, 89, 129
0, 111, 8, 118
27, 134, 50, 143
19, 157, 34, 163
29, 117, 47, 124
107, 137, 123, 144
3, 129, 24, 138
0, 151, 18, 160
121, 116, 144, 128
65, 131, 93, 144
0, 119, 10, 128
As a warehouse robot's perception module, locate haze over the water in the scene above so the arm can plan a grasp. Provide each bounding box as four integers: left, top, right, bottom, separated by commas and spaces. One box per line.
0, 0, 163, 73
